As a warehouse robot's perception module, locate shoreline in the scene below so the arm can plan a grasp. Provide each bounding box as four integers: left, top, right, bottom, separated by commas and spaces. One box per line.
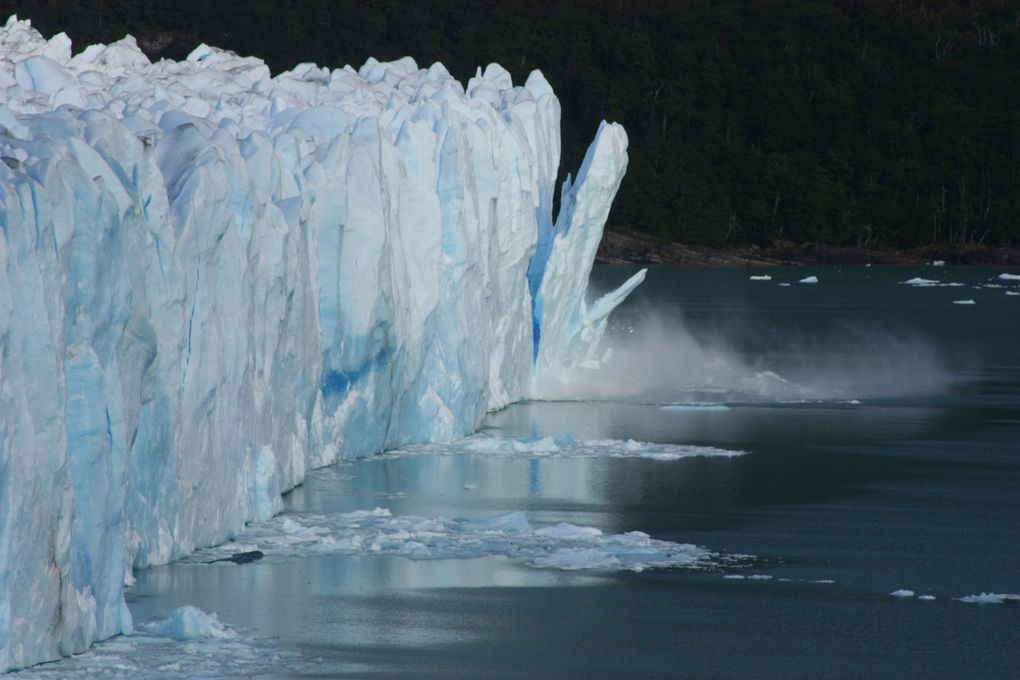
596, 229, 1020, 266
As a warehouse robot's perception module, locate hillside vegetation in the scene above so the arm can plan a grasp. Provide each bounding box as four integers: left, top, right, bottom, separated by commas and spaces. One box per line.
7, 0, 1019, 249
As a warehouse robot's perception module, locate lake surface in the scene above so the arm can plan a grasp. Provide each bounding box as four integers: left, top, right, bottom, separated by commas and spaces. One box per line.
26, 265, 1020, 678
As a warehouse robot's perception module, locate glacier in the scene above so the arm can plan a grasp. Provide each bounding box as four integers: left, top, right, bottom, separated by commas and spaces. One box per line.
0, 16, 643, 671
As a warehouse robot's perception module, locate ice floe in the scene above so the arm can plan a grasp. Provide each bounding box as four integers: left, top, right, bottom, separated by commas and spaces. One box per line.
901, 277, 965, 287
890, 589, 915, 598
799, 276, 818, 284
749, 275, 772, 281
659, 404, 732, 412
390, 434, 746, 461
998, 273, 1020, 281
185, 509, 745, 573
957, 593, 1020, 604
952, 300, 976, 305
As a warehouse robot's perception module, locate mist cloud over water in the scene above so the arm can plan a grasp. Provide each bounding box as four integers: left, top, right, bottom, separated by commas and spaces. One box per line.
532, 311, 952, 404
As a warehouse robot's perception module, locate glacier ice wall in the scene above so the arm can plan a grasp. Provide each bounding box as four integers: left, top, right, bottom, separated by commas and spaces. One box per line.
0, 16, 640, 671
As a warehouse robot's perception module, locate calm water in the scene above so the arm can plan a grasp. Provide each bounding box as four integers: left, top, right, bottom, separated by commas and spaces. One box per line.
125, 265, 1019, 679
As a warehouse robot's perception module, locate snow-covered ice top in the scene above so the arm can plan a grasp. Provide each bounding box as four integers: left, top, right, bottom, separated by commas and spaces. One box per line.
0, 16, 641, 671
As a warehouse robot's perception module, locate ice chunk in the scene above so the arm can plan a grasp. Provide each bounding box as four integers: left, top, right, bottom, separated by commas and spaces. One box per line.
749, 275, 771, 281
903, 277, 940, 286
952, 300, 976, 305
890, 589, 915, 598
141, 606, 232, 641
799, 275, 818, 284
998, 273, 1020, 280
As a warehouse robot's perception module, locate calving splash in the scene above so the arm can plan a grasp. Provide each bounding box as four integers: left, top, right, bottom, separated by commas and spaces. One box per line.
0, 16, 643, 671
534, 310, 951, 403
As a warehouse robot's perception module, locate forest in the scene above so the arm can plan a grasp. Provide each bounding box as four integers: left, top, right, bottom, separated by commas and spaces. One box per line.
5, 0, 1019, 250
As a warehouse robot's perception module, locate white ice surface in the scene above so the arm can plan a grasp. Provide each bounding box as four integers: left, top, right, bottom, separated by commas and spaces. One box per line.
997, 273, 1020, 280
749, 275, 771, 281
799, 275, 818, 284
184, 508, 741, 573
952, 300, 976, 305
0, 16, 639, 670
890, 589, 915, 598
385, 433, 745, 461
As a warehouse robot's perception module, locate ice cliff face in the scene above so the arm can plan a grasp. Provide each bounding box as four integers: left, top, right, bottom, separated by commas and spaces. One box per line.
0, 16, 640, 671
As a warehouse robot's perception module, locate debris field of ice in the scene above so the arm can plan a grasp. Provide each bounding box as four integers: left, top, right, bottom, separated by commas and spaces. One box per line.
7, 607, 311, 679
0, 16, 645, 671
183, 508, 739, 573
386, 433, 745, 461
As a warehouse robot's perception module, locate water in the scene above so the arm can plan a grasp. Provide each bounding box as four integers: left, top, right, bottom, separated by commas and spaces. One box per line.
25, 265, 1020, 678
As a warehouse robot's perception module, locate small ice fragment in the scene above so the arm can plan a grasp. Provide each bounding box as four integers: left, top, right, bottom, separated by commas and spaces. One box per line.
931, 260, 945, 267
952, 300, 975, 305
890, 589, 915, 598
749, 275, 771, 281
918, 595, 936, 601
1006, 291, 1019, 297
810, 579, 836, 584
723, 574, 745, 580
998, 273, 1020, 280
748, 574, 773, 580
903, 277, 938, 286
799, 276, 818, 284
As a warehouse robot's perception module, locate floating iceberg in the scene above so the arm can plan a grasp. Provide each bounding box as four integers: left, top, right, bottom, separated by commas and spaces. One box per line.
0, 16, 642, 671
799, 275, 818, 284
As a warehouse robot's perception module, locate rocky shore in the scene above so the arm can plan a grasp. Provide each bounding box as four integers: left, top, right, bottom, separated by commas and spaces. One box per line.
596, 229, 1020, 266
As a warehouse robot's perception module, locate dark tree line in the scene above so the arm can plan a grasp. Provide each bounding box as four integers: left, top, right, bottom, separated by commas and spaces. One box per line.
6, 0, 1020, 249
